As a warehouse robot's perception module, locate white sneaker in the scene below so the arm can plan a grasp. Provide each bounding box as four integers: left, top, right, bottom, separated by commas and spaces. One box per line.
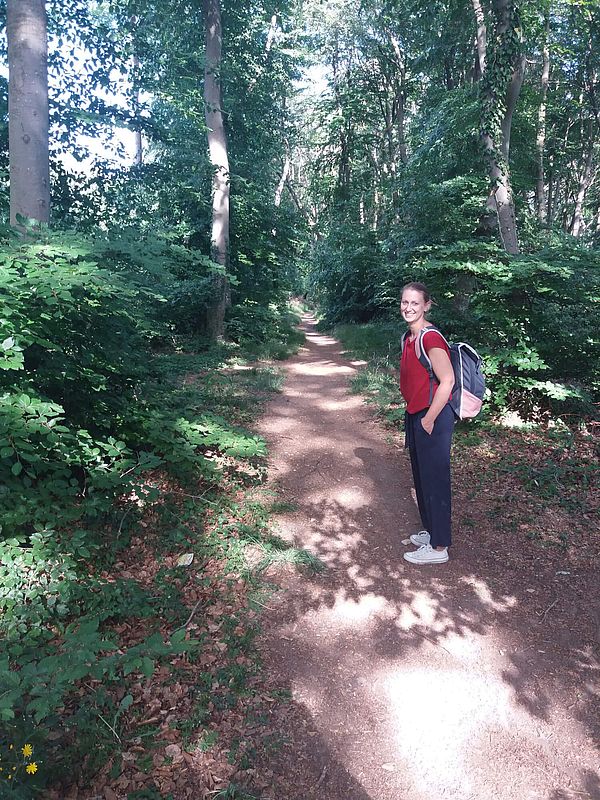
409, 530, 430, 547
404, 544, 449, 565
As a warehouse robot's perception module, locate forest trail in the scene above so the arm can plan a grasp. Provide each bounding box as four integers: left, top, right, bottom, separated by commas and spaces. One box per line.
254, 314, 600, 800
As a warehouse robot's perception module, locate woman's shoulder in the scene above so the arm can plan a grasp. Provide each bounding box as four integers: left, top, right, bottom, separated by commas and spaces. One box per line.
421, 327, 449, 353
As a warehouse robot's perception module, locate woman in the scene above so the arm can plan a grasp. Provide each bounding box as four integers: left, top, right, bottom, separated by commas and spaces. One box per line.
399, 282, 455, 565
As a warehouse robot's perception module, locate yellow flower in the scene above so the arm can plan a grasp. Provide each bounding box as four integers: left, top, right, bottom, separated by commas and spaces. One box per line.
26, 763, 38, 775
21, 744, 33, 759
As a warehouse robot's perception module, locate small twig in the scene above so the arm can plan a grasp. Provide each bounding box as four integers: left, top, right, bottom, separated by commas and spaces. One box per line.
413, 629, 454, 656
538, 598, 558, 622
167, 488, 218, 506
116, 506, 133, 539
313, 765, 328, 789
171, 597, 204, 635
250, 598, 274, 610
97, 712, 121, 743
293, 458, 324, 481
138, 716, 160, 726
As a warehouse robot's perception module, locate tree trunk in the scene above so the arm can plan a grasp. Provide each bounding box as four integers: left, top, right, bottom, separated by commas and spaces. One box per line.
389, 34, 408, 164
202, 0, 230, 339
569, 139, 595, 237
274, 152, 291, 208
265, 13, 277, 54
501, 53, 526, 164
7, 0, 50, 227
535, 11, 550, 223
471, 0, 487, 79
477, 0, 522, 255
546, 163, 554, 223
132, 54, 143, 166
284, 178, 319, 236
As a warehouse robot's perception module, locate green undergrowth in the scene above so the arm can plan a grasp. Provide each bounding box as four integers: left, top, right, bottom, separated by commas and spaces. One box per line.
334, 322, 406, 427
0, 233, 311, 797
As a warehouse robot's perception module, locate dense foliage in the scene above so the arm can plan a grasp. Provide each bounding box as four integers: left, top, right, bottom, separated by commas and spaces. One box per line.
0, 223, 299, 791
297, 0, 599, 411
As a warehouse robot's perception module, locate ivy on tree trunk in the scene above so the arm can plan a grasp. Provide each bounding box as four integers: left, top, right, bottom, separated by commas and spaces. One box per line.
477, 0, 523, 255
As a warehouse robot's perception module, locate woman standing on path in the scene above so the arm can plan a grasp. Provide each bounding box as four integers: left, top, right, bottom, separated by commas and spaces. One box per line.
400, 282, 455, 565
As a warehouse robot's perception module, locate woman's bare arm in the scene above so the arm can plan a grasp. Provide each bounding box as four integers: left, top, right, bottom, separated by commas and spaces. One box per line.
421, 347, 455, 433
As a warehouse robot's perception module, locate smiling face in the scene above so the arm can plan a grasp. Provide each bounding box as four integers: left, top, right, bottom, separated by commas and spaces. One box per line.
400, 288, 431, 326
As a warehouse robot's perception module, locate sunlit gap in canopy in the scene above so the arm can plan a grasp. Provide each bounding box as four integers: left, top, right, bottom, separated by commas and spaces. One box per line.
0, 38, 148, 172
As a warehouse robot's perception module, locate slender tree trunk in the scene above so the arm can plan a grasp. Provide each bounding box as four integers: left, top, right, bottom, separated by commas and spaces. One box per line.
132, 54, 143, 166
284, 179, 320, 241
388, 34, 408, 164
594, 203, 600, 246
274, 151, 291, 207
472, 0, 487, 79
7, 0, 50, 226
569, 138, 596, 237
535, 11, 550, 222
265, 13, 277, 54
501, 53, 526, 163
367, 148, 380, 230
396, 88, 407, 165
444, 53, 455, 90
477, 0, 522, 255
202, 0, 230, 339
546, 163, 553, 223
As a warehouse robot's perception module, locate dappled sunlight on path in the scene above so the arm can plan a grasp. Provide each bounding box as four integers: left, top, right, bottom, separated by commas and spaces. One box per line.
256, 314, 600, 800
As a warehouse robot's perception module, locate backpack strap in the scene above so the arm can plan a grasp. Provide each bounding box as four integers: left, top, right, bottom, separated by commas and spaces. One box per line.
400, 329, 410, 354
416, 326, 449, 406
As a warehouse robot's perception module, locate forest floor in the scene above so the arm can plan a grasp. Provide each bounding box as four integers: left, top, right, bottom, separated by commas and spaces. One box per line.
249, 313, 600, 800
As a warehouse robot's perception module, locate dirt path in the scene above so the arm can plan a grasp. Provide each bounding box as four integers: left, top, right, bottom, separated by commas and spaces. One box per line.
253, 315, 600, 800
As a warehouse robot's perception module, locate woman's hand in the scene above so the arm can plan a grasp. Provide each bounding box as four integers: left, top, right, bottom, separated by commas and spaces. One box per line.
419, 347, 454, 434
420, 416, 434, 435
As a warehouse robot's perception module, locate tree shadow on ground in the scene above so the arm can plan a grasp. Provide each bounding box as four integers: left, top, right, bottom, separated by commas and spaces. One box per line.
256, 318, 600, 798
245, 691, 377, 800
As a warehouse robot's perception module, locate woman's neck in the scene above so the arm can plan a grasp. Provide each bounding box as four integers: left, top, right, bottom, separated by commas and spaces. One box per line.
409, 317, 429, 338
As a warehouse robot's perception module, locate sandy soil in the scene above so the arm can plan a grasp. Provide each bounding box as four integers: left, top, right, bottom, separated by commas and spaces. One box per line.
253, 314, 600, 800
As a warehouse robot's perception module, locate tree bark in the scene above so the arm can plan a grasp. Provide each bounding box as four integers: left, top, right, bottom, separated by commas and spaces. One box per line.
7, 0, 50, 227
569, 137, 596, 237
501, 53, 526, 164
132, 54, 143, 165
471, 0, 487, 79
477, 0, 522, 255
535, 11, 550, 222
274, 152, 291, 208
202, 0, 230, 339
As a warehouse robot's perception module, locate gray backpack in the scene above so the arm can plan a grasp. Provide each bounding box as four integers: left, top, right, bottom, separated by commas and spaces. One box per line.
401, 326, 486, 419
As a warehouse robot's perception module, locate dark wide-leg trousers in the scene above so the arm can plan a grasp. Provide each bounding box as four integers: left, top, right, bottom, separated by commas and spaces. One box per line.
405, 403, 455, 549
